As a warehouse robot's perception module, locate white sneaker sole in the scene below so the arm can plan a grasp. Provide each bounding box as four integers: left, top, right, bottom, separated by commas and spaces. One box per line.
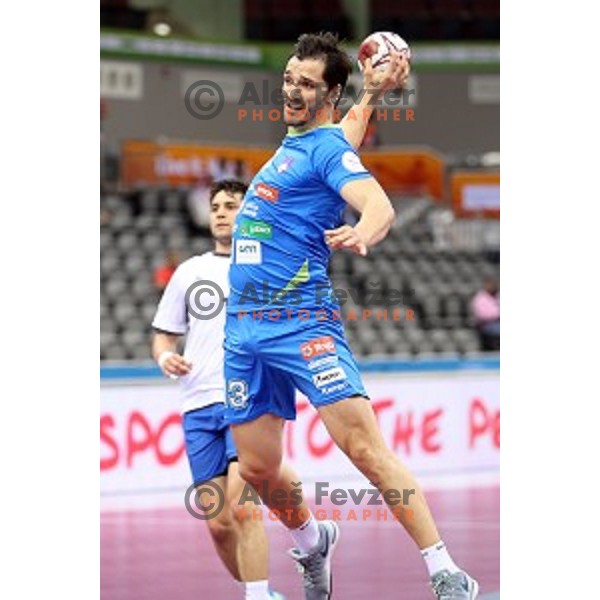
323, 521, 341, 599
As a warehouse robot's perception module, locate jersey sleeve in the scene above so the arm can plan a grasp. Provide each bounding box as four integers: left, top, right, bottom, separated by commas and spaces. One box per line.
313, 130, 373, 194
151, 265, 189, 335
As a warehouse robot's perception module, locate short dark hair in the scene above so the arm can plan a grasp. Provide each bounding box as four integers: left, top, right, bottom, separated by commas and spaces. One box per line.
291, 32, 353, 94
209, 179, 247, 203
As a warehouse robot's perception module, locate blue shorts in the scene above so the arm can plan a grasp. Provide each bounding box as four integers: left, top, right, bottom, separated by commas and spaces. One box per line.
223, 312, 368, 425
182, 403, 238, 485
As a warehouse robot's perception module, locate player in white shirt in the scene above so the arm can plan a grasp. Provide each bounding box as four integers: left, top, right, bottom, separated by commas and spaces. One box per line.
151, 54, 410, 600
152, 180, 288, 600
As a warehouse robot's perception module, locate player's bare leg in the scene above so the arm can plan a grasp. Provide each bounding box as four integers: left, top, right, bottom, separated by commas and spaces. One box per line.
231, 413, 311, 528
318, 395, 479, 598
232, 414, 340, 599
202, 469, 286, 598
317, 396, 440, 547
226, 461, 269, 581
200, 475, 242, 581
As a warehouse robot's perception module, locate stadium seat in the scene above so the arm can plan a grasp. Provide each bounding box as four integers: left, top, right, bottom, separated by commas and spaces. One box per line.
113, 300, 138, 326
130, 277, 156, 302
110, 212, 134, 231
115, 231, 139, 253
141, 232, 164, 253
105, 277, 129, 301
101, 192, 498, 361
140, 190, 161, 213
103, 345, 128, 361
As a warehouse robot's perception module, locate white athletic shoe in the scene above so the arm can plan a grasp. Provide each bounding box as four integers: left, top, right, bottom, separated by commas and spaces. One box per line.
431, 570, 479, 599
288, 520, 340, 600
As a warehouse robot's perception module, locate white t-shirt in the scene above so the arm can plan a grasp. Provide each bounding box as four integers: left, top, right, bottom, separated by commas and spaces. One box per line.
152, 252, 231, 413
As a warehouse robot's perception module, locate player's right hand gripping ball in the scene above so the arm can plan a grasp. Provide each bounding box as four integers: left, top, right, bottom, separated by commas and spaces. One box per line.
357, 31, 411, 72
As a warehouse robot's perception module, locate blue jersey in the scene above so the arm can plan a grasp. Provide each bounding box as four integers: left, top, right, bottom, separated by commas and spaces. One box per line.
228, 125, 372, 314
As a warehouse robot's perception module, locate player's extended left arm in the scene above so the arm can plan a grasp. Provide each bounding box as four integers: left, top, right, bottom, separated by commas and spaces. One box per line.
325, 177, 395, 256
340, 51, 410, 150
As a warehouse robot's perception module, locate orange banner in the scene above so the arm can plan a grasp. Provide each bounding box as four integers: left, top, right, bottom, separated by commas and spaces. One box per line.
451, 171, 500, 218
121, 140, 446, 200
361, 150, 445, 200
121, 140, 272, 187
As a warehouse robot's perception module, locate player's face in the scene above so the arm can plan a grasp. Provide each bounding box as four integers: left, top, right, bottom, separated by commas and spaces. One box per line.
209, 190, 242, 244
282, 56, 336, 126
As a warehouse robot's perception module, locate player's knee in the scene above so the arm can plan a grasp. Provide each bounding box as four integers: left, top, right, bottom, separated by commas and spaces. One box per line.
229, 497, 260, 527
238, 459, 280, 488
346, 435, 382, 474
206, 515, 234, 546
228, 488, 255, 519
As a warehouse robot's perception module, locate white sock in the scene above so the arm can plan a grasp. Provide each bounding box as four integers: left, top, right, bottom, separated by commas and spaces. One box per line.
244, 580, 270, 600
290, 513, 320, 553
421, 540, 460, 577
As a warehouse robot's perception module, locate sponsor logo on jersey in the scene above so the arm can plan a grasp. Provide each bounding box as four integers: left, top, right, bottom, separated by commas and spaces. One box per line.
277, 156, 294, 173
307, 355, 340, 371
341, 151, 368, 173
239, 219, 272, 239
256, 182, 279, 202
235, 239, 262, 264
321, 382, 349, 395
300, 336, 336, 360
240, 200, 259, 218
312, 367, 347, 389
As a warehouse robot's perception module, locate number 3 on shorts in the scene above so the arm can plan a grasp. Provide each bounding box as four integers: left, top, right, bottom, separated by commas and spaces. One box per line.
227, 379, 249, 410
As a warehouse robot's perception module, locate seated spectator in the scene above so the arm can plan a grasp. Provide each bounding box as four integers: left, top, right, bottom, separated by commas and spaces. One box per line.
471, 276, 500, 351
154, 249, 181, 291
233, 158, 250, 182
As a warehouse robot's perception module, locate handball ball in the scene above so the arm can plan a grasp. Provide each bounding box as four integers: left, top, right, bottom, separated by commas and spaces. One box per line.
357, 32, 411, 72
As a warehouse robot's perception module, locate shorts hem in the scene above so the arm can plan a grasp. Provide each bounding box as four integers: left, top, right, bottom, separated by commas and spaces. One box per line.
192, 470, 226, 486
226, 404, 296, 426
191, 457, 238, 487
309, 390, 370, 409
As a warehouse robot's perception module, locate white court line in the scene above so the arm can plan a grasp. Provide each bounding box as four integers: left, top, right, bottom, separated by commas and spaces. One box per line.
480, 593, 500, 599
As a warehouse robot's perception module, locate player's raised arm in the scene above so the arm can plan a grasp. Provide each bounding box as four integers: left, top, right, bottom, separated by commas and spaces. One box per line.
340, 51, 410, 150
325, 177, 395, 256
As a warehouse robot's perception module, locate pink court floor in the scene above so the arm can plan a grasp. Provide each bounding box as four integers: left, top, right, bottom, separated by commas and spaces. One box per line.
101, 486, 499, 599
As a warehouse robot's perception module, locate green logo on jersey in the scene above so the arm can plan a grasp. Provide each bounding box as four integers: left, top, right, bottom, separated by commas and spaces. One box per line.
239, 219, 272, 239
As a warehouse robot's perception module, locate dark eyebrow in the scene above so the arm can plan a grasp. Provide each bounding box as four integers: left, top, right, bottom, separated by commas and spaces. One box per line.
284, 70, 318, 84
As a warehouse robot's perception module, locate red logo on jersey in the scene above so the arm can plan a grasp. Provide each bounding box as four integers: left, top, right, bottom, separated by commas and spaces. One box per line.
256, 183, 279, 203
300, 336, 336, 360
